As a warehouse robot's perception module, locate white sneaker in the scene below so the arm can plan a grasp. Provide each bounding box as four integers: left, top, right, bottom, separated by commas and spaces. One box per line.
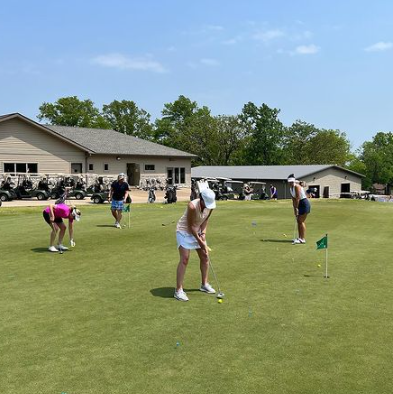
200, 283, 216, 294
292, 238, 306, 245
48, 246, 59, 252
58, 244, 69, 251
116, 222, 121, 229
174, 289, 189, 301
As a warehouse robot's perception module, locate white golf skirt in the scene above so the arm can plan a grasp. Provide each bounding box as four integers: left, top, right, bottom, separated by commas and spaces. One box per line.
176, 231, 200, 250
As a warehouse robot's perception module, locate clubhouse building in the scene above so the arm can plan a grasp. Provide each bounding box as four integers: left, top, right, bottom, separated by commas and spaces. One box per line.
192, 165, 365, 199
0, 113, 195, 187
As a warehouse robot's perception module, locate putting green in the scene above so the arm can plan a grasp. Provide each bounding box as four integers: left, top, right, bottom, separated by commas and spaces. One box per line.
1, 199, 392, 394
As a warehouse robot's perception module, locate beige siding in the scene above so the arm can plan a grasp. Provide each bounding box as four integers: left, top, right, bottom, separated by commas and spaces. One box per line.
301, 168, 362, 198
87, 155, 192, 186
0, 118, 86, 174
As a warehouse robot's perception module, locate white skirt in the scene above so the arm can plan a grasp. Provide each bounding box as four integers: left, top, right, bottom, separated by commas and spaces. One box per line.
176, 231, 200, 250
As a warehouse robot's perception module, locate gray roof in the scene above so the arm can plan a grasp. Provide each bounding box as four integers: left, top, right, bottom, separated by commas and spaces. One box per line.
192, 165, 365, 180
46, 125, 196, 157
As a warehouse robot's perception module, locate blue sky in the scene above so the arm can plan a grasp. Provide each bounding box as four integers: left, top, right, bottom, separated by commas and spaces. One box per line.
1, 0, 392, 149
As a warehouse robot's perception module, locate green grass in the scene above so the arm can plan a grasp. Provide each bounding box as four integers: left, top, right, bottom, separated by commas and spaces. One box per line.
1, 200, 393, 394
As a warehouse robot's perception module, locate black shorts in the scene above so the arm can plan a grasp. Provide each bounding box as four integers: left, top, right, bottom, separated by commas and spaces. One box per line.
43, 211, 63, 225
298, 198, 311, 215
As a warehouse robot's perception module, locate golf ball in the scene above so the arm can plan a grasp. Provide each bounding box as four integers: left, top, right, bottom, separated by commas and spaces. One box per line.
60, 250, 63, 255
283, 233, 287, 237
317, 264, 321, 268
218, 299, 223, 304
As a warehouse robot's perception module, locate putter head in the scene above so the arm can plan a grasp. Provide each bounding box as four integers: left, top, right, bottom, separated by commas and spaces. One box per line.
216, 292, 225, 299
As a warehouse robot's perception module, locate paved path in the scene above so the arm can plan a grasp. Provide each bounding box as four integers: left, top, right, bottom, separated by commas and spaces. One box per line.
1, 188, 191, 207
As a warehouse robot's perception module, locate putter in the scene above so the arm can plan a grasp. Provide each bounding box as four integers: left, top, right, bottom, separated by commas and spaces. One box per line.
293, 216, 297, 241
208, 254, 224, 299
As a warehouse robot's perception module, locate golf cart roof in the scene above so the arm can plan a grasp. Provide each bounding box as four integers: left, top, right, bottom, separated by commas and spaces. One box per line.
249, 181, 266, 185
215, 177, 232, 181
227, 180, 244, 184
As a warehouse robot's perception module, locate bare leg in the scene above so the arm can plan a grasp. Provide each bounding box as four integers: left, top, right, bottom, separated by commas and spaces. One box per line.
49, 223, 59, 247
298, 214, 308, 240
176, 246, 190, 291
196, 247, 209, 286
117, 210, 123, 224
111, 209, 118, 221
57, 222, 67, 244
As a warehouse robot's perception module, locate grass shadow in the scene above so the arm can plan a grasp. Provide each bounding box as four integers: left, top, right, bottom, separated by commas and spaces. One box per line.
150, 287, 200, 298
96, 225, 116, 228
31, 247, 51, 254
261, 239, 293, 243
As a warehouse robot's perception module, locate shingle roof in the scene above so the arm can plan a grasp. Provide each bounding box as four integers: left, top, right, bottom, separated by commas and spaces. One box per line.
46, 125, 196, 158
191, 165, 364, 180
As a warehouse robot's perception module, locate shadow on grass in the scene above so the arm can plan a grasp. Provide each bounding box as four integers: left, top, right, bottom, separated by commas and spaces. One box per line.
31, 248, 73, 254
96, 225, 116, 228
150, 287, 200, 298
261, 239, 293, 243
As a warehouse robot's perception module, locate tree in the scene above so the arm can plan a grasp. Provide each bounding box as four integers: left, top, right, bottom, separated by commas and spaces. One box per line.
283, 120, 319, 164
359, 132, 393, 188
304, 129, 351, 166
239, 102, 284, 165
154, 95, 199, 148
37, 96, 110, 128
102, 100, 154, 139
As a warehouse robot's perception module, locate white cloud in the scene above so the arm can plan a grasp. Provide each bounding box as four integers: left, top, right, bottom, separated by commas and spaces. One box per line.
364, 41, 393, 52
91, 53, 167, 73
294, 44, 320, 55
200, 58, 220, 66
253, 29, 285, 42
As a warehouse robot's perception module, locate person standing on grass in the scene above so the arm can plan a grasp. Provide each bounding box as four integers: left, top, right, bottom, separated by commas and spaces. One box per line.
288, 174, 311, 245
270, 184, 278, 200
108, 173, 130, 229
174, 188, 217, 302
43, 203, 81, 252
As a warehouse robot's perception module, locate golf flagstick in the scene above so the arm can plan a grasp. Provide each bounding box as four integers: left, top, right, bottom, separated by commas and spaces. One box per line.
325, 234, 329, 279
293, 216, 297, 240
128, 205, 131, 228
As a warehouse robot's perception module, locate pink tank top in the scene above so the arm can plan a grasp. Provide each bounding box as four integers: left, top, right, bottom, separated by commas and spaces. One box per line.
176, 199, 211, 234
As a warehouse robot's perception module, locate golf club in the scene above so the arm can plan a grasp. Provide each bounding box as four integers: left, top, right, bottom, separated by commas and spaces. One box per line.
208, 254, 224, 299
293, 216, 297, 241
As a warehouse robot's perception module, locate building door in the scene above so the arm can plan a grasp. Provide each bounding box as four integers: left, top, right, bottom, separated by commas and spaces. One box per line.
71, 163, 82, 174
127, 163, 140, 187
308, 185, 320, 198
323, 186, 329, 198
167, 168, 173, 184
340, 183, 351, 198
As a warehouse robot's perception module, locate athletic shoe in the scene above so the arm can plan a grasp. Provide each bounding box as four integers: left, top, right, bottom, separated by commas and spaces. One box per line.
299, 238, 306, 244
48, 246, 59, 252
200, 283, 216, 294
174, 289, 189, 301
116, 223, 121, 229
58, 244, 69, 251
292, 238, 301, 245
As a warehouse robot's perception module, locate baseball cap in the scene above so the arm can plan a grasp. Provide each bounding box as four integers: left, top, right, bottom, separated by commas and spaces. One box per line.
118, 173, 126, 180
200, 188, 216, 209
71, 207, 81, 221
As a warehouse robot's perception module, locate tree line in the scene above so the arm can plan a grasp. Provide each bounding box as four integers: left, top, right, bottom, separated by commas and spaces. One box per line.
37, 96, 392, 190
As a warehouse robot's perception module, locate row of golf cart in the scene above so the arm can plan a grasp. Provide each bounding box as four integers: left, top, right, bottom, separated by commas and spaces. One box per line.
191, 177, 267, 201
0, 173, 117, 204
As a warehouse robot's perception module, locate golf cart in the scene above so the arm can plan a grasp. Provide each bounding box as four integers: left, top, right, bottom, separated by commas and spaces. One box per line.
0, 175, 17, 201
90, 176, 113, 204
66, 175, 87, 200
224, 180, 244, 200
13, 174, 51, 200
249, 181, 267, 200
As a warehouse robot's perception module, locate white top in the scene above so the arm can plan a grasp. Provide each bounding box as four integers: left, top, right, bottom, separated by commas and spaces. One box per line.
290, 185, 307, 200
176, 199, 211, 234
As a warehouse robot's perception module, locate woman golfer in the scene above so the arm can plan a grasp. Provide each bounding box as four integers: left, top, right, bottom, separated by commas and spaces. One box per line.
174, 188, 217, 302
43, 203, 81, 252
288, 174, 310, 245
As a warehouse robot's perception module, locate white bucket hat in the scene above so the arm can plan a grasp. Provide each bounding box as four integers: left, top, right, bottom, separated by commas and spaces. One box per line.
200, 188, 216, 209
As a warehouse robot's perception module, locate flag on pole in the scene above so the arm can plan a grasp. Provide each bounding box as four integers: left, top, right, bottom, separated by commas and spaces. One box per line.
123, 204, 130, 213
316, 235, 328, 250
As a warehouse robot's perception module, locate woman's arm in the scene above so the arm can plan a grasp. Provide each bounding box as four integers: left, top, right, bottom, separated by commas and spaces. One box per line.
49, 204, 55, 221
292, 185, 301, 216
187, 203, 207, 251
68, 220, 74, 241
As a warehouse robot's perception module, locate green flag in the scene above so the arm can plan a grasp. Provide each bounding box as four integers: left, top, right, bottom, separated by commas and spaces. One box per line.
316, 235, 328, 250
123, 204, 130, 213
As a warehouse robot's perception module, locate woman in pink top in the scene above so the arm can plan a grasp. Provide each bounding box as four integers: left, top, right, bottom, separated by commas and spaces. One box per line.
43, 203, 81, 252
174, 188, 217, 302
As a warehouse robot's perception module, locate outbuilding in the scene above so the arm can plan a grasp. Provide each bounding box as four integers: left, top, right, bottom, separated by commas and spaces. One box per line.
191, 165, 365, 199
0, 113, 195, 187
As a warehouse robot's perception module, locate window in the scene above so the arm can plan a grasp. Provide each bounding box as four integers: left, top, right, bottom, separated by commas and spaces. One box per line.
144, 164, 155, 171
180, 168, 185, 184
104, 164, 109, 171
71, 163, 83, 173
167, 167, 186, 184
89, 164, 94, 171
3, 163, 38, 173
